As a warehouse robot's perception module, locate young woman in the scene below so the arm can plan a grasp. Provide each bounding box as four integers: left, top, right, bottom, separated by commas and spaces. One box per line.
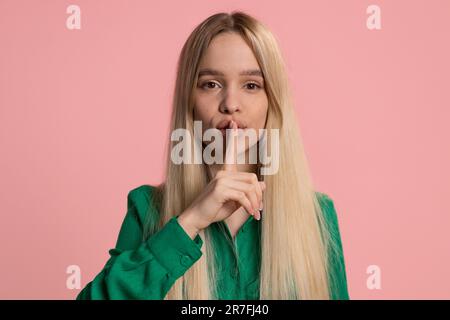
77, 11, 349, 300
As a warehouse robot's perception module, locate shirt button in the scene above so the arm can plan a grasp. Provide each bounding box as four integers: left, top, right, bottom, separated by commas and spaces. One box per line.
180, 255, 191, 267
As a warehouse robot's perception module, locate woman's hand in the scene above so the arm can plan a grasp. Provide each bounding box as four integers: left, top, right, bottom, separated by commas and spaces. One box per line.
178, 120, 265, 238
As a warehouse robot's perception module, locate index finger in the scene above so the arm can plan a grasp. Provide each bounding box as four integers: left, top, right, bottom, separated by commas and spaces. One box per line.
224, 120, 238, 171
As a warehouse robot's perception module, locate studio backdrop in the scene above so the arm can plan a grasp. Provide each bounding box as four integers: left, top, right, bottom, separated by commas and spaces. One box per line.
0, 0, 449, 299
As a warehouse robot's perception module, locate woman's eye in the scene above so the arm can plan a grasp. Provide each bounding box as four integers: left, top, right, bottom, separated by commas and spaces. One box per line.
245, 82, 261, 90
202, 81, 220, 89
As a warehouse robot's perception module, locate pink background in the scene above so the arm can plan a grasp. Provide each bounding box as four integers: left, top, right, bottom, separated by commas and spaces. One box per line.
1, 0, 449, 299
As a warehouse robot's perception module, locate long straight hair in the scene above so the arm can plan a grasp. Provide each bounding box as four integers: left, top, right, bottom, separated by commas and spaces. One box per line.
143, 11, 340, 299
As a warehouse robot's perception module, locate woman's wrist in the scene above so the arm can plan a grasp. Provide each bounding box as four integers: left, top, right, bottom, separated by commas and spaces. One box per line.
178, 209, 202, 240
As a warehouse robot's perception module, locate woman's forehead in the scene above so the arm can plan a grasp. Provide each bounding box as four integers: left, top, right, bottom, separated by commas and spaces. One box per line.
198, 34, 260, 73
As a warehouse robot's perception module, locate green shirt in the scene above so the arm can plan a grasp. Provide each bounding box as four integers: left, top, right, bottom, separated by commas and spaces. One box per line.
76, 185, 349, 300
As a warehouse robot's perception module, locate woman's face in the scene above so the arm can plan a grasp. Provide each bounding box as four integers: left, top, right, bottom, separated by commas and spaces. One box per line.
193, 32, 269, 153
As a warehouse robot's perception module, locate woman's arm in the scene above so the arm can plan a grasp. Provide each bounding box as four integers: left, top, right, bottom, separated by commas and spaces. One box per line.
76, 185, 203, 300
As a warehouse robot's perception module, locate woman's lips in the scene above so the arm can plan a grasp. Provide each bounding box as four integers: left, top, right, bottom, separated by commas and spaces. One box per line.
218, 127, 250, 136
215, 119, 247, 131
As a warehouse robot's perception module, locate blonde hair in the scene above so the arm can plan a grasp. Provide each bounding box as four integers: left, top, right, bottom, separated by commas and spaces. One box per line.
143, 11, 340, 299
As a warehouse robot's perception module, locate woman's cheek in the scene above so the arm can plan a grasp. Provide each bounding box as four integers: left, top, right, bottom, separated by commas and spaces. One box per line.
195, 104, 213, 122
257, 107, 268, 128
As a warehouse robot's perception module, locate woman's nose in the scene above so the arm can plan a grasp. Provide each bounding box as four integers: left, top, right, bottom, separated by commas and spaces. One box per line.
219, 91, 241, 114
220, 104, 240, 114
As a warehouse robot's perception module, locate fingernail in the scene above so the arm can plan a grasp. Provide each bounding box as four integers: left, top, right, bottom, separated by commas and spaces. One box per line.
259, 202, 263, 210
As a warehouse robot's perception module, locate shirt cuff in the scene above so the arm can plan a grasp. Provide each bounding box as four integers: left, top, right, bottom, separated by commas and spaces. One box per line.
146, 216, 203, 278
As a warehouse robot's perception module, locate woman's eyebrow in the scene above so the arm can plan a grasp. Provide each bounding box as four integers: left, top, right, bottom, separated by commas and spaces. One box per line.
198, 68, 263, 78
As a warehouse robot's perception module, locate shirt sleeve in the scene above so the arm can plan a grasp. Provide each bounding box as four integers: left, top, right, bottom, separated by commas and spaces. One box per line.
318, 193, 350, 300
76, 185, 204, 300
